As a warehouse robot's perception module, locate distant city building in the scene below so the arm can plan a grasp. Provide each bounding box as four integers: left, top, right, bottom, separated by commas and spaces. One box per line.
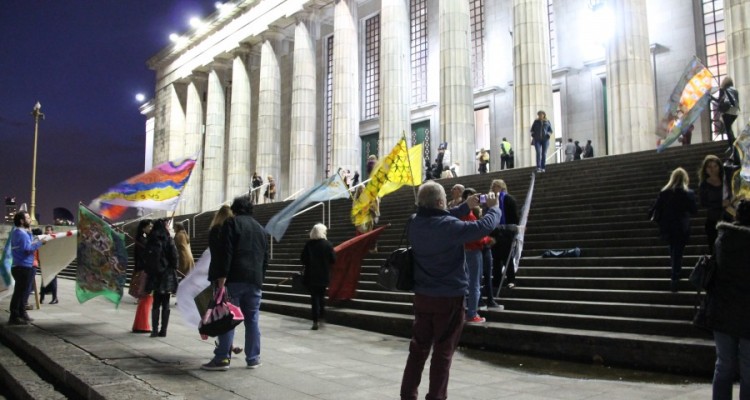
4, 197, 17, 224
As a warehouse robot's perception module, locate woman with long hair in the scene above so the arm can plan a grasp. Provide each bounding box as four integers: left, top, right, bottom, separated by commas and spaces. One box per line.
652, 167, 697, 292
131, 219, 153, 333
709, 199, 750, 399
698, 155, 730, 254
300, 223, 336, 330
208, 205, 233, 274
144, 219, 179, 337
173, 222, 195, 277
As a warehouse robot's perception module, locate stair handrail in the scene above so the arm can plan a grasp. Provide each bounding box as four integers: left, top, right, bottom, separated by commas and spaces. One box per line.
496, 171, 535, 299
546, 145, 563, 164
269, 201, 326, 260
176, 218, 191, 238
283, 188, 305, 202
249, 182, 269, 201
118, 212, 155, 230
347, 178, 372, 194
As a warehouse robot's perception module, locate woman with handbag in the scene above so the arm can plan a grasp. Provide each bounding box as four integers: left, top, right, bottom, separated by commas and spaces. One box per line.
131, 219, 153, 333
300, 223, 336, 330
144, 219, 179, 337
652, 167, 697, 292
709, 199, 750, 399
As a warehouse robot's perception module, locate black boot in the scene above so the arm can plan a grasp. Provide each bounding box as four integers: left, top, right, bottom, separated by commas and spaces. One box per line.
158, 309, 170, 337
150, 307, 159, 337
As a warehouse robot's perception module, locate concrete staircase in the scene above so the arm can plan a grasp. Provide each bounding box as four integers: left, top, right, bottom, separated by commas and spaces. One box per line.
59, 140, 727, 376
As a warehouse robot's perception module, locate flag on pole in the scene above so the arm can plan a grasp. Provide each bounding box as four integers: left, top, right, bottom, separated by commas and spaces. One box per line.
378, 143, 423, 198
38, 230, 78, 285
352, 138, 420, 226
328, 225, 388, 300
657, 57, 714, 152
76, 204, 128, 306
265, 173, 349, 242
90, 154, 198, 220
0, 228, 15, 299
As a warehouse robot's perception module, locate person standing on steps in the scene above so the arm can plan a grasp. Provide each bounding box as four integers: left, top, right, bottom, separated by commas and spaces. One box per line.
8, 211, 45, 325
144, 219, 179, 337
400, 181, 501, 400
564, 138, 575, 162
650, 167, 697, 292
300, 223, 336, 330
712, 76, 740, 165
251, 172, 263, 204
530, 110, 553, 173
698, 155, 731, 255
500, 138, 514, 169
583, 140, 594, 158
574, 140, 583, 160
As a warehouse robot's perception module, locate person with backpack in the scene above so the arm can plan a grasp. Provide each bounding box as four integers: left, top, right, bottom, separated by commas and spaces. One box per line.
708, 199, 750, 400
144, 219, 179, 337
712, 76, 740, 164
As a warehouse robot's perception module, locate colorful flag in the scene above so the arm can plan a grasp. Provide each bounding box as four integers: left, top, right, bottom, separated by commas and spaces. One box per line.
76, 204, 128, 306
90, 154, 198, 220
38, 230, 78, 285
0, 228, 15, 299
378, 143, 423, 198
657, 57, 714, 152
265, 173, 349, 242
328, 225, 387, 300
352, 138, 420, 226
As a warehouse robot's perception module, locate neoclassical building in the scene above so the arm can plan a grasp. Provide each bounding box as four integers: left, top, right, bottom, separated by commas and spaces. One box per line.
141, 0, 749, 214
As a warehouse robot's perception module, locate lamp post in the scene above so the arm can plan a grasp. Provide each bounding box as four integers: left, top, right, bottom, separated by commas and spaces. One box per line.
29, 101, 44, 226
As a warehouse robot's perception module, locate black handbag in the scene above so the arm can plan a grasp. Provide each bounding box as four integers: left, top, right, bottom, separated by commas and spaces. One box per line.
377, 215, 415, 291
291, 272, 309, 294
689, 254, 716, 291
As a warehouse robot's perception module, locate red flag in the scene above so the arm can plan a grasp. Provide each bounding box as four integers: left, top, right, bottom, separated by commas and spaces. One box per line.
328, 225, 388, 300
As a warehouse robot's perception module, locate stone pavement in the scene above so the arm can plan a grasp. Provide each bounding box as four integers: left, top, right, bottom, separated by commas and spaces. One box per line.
0, 279, 728, 399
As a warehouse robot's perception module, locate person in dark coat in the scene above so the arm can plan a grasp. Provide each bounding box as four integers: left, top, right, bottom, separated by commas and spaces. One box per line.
574, 141, 583, 160
144, 219, 179, 337
530, 110, 553, 172
698, 155, 730, 255
651, 167, 697, 292
708, 199, 750, 400
488, 179, 520, 291
131, 219, 153, 333
300, 223, 336, 330
583, 140, 594, 158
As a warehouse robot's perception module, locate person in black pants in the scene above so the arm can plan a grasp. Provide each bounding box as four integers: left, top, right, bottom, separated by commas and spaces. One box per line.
8, 212, 44, 325
144, 219, 179, 337
40, 225, 59, 304
300, 223, 336, 330
488, 179, 520, 290
712, 76, 740, 164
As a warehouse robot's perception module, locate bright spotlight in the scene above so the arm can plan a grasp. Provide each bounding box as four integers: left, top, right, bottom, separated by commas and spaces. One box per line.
135, 93, 146, 103
169, 33, 180, 42
189, 17, 203, 29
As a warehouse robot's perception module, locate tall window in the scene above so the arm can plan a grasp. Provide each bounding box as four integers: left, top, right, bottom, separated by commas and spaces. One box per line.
703, 0, 727, 139
470, 0, 485, 88
411, 0, 428, 104
364, 14, 381, 119
547, 0, 558, 68
325, 35, 334, 177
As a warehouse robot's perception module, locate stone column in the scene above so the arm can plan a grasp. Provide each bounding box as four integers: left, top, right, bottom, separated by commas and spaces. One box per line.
380, 0, 411, 147
202, 63, 228, 210
165, 83, 187, 163
512, 0, 553, 168
256, 39, 282, 196
332, 0, 360, 174
726, 0, 750, 126
180, 74, 206, 214
226, 49, 252, 201
606, 0, 655, 154
440, 0, 475, 173
290, 16, 318, 196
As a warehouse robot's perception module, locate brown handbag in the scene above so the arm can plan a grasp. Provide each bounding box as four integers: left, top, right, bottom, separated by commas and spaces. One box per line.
128, 270, 149, 298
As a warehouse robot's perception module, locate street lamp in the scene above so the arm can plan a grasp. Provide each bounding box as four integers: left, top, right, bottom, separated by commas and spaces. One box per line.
29, 101, 44, 225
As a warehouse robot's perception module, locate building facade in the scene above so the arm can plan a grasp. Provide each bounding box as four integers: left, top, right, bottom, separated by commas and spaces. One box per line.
143, 0, 750, 214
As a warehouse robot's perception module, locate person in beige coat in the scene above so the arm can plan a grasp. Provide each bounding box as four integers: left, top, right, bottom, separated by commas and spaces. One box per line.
173, 222, 195, 277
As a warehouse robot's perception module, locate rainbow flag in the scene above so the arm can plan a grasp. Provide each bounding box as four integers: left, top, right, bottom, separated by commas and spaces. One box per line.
351, 138, 421, 226
91, 154, 198, 220
657, 57, 714, 152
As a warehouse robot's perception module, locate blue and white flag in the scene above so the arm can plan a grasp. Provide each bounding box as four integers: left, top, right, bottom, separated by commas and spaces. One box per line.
0, 228, 15, 299
265, 174, 349, 242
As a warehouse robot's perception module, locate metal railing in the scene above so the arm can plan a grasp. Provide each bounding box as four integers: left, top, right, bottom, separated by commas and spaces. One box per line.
176, 218, 191, 238
496, 171, 535, 299
283, 188, 305, 202
118, 212, 155, 230
192, 201, 230, 238
269, 201, 326, 260
249, 183, 270, 204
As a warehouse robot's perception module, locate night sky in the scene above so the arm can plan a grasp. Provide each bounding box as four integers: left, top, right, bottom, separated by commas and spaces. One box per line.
0, 1, 216, 223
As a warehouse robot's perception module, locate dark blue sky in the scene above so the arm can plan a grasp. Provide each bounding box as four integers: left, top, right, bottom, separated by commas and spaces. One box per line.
0, 1, 215, 223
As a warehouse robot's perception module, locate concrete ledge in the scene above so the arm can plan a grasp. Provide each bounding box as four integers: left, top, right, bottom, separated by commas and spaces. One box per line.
0, 341, 65, 400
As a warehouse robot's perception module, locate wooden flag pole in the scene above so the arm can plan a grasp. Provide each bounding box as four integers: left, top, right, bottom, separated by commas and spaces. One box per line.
402, 131, 418, 206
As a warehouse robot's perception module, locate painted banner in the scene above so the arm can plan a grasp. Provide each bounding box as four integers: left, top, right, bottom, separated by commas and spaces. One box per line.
657, 57, 714, 152
76, 205, 128, 306
90, 154, 198, 220
38, 230, 78, 285
328, 225, 388, 300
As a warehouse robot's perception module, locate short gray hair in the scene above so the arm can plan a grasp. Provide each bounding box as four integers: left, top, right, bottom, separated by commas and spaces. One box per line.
418, 181, 446, 209
451, 184, 465, 193
310, 223, 328, 240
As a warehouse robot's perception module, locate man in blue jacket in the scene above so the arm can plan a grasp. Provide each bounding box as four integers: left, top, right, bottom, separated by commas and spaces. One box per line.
400, 181, 502, 400
8, 211, 44, 325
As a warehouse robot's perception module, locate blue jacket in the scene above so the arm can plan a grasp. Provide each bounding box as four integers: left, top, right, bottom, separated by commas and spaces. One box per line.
409, 204, 501, 297
11, 228, 42, 268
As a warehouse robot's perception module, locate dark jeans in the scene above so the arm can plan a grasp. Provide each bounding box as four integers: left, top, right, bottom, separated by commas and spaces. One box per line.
10, 267, 35, 319
151, 292, 171, 332
713, 331, 750, 400
309, 285, 326, 322
706, 219, 719, 256
669, 240, 687, 281
24, 266, 37, 303
724, 113, 739, 164
500, 155, 509, 170
481, 247, 494, 302
534, 140, 550, 170
41, 277, 58, 299
492, 238, 514, 286
400, 294, 465, 400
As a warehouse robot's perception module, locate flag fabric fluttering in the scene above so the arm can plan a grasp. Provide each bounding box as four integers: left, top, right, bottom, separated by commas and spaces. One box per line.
90, 154, 198, 220
729, 123, 750, 208
352, 138, 421, 226
657, 57, 714, 152
176, 249, 211, 329
38, 230, 78, 285
378, 143, 423, 198
265, 173, 349, 242
0, 228, 15, 299
76, 205, 128, 306
327, 225, 388, 300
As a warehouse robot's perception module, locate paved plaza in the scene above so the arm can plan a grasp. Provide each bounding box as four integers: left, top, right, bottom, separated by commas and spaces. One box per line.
0, 279, 728, 399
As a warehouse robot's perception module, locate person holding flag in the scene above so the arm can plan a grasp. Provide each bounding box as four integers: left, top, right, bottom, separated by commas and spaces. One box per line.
8, 211, 45, 325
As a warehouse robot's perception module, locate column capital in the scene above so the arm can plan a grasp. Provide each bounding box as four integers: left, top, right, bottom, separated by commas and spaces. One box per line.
210, 57, 233, 71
